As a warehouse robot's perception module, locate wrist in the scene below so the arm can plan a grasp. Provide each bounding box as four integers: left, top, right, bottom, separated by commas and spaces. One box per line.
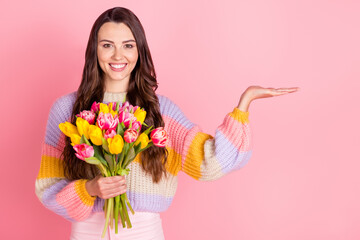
237, 92, 252, 112
85, 179, 96, 197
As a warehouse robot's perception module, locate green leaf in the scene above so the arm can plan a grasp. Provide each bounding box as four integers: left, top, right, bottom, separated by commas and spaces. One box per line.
117, 168, 130, 176
80, 135, 91, 146
102, 137, 110, 152
104, 153, 114, 172
85, 157, 101, 165
134, 144, 141, 155
116, 102, 120, 112
122, 147, 136, 168
138, 142, 153, 153
93, 145, 108, 167
143, 126, 153, 135
117, 123, 124, 136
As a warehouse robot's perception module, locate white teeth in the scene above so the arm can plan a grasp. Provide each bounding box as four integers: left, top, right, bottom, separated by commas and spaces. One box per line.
110, 63, 126, 69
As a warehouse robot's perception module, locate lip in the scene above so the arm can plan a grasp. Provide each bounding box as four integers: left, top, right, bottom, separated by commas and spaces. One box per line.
109, 63, 127, 72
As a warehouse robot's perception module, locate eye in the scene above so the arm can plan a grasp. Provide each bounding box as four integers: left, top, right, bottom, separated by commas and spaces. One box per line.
124, 44, 135, 49
103, 43, 112, 48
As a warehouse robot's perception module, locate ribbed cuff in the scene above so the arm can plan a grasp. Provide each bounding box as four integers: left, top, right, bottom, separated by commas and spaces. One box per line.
230, 107, 249, 123
75, 179, 96, 206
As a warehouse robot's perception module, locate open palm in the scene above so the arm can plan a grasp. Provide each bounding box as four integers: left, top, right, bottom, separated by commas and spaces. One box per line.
247, 85, 299, 100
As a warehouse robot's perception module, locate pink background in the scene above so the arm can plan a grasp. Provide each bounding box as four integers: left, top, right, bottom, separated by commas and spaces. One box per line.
1, 0, 359, 239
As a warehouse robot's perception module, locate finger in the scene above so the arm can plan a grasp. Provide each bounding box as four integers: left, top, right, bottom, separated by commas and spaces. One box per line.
100, 175, 125, 184
99, 180, 126, 190
275, 87, 299, 91
101, 186, 127, 199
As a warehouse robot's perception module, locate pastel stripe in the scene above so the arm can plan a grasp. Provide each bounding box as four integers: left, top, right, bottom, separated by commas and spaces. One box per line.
199, 139, 226, 181
41, 143, 62, 158
126, 161, 178, 198
214, 129, 252, 174
217, 115, 251, 152
41, 179, 72, 221
37, 155, 64, 179
55, 180, 94, 221
164, 147, 182, 176
44, 92, 76, 148
127, 191, 173, 212
35, 177, 64, 200
182, 130, 212, 179
162, 115, 191, 150
158, 95, 194, 129
133, 147, 182, 176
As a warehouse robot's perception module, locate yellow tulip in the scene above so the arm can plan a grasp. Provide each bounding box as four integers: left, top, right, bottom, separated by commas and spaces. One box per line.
134, 108, 147, 124
70, 133, 81, 146
134, 133, 149, 149
59, 122, 79, 137
76, 117, 90, 139
107, 135, 124, 154
100, 103, 110, 114
89, 125, 103, 146
108, 102, 118, 117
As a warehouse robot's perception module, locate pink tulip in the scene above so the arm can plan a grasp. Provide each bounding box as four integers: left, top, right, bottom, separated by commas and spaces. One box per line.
97, 112, 119, 130
119, 101, 130, 112
130, 121, 142, 132
132, 106, 138, 113
119, 101, 139, 114
73, 144, 94, 160
150, 127, 168, 147
91, 101, 100, 113
124, 129, 138, 143
104, 129, 116, 139
76, 110, 96, 124
118, 111, 137, 128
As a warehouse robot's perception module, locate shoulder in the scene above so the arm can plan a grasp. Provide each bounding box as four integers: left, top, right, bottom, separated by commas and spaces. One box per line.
50, 92, 76, 114
45, 91, 77, 148
156, 94, 182, 116
48, 91, 77, 123
156, 93, 194, 127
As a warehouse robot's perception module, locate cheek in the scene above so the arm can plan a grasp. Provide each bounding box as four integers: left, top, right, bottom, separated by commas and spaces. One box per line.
128, 51, 139, 64
97, 48, 110, 65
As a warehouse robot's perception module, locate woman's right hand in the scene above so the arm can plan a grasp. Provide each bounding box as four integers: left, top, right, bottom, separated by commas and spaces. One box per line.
85, 174, 127, 199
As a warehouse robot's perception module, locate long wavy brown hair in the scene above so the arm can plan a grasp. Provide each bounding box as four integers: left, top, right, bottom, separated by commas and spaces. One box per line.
62, 7, 168, 183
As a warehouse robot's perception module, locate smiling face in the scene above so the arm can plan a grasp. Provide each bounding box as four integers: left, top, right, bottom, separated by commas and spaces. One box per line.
97, 22, 139, 92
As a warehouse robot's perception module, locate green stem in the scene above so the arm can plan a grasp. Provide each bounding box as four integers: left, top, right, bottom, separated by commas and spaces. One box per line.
124, 193, 134, 215
114, 195, 120, 234
119, 198, 125, 228
121, 194, 132, 228
102, 198, 113, 238
98, 164, 108, 177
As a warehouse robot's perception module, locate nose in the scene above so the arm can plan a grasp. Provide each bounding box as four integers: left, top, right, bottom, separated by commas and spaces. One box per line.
112, 46, 124, 61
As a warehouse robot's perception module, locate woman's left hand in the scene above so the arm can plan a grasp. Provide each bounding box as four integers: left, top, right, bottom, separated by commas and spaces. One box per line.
237, 85, 299, 112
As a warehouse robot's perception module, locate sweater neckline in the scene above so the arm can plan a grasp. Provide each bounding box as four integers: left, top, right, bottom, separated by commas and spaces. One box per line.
103, 91, 127, 103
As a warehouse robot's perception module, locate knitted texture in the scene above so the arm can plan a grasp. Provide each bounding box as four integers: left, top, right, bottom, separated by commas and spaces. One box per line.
35, 92, 252, 222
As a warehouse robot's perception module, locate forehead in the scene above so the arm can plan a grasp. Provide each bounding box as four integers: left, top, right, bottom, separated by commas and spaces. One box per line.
97, 22, 135, 42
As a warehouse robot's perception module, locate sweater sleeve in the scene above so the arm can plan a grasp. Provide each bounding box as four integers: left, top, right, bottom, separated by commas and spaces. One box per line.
159, 95, 252, 181
35, 93, 96, 222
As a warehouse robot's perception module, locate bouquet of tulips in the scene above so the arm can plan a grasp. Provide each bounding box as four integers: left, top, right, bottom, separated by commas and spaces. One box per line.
58, 100, 168, 238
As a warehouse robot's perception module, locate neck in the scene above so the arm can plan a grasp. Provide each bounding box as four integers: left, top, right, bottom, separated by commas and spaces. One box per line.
104, 77, 129, 93
103, 91, 127, 103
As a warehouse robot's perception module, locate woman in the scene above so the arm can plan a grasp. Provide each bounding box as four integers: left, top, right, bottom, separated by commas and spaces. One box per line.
35, 7, 298, 240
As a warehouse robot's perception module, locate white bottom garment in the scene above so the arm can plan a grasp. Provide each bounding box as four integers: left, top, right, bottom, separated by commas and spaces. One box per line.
70, 211, 165, 240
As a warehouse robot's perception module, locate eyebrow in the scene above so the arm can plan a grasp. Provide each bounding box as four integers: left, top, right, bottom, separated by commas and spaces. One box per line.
99, 39, 136, 44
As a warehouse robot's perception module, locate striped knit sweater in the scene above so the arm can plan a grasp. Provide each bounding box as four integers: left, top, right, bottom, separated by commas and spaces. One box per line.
35, 91, 252, 222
